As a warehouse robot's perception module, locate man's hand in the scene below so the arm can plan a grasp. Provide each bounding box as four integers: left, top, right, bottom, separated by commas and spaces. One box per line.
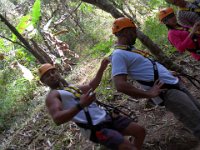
190, 21, 200, 35
100, 57, 110, 71
79, 89, 96, 107
147, 80, 165, 98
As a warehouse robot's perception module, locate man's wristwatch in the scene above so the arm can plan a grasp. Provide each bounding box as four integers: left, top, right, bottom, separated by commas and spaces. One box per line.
76, 102, 84, 110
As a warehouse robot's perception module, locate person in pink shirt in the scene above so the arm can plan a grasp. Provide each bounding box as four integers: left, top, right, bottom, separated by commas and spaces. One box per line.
158, 7, 200, 61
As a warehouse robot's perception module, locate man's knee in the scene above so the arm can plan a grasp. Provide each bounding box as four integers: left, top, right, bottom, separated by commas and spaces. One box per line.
127, 122, 146, 138
118, 140, 137, 150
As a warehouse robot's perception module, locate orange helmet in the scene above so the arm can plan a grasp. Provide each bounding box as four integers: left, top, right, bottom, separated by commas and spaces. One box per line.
112, 17, 136, 34
38, 63, 55, 79
158, 7, 174, 22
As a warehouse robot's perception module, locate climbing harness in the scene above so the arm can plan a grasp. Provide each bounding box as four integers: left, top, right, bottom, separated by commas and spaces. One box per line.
62, 85, 136, 142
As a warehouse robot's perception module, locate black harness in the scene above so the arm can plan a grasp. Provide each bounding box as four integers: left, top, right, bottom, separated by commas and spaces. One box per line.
63, 85, 136, 143
114, 45, 183, 106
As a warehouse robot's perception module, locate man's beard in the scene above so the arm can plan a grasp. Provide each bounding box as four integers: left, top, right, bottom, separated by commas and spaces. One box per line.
129, 38, 136, 45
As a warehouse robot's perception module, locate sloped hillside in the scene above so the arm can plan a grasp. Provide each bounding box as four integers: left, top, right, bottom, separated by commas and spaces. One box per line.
1, 58, 200, 150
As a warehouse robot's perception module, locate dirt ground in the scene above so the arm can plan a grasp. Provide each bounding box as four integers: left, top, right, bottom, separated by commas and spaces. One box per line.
1, 58, 200, 150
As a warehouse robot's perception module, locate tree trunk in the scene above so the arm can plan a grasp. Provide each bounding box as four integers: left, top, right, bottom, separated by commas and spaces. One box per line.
31, 40, 53, 64
0, 14, 52, 64
81, 0, 185, 73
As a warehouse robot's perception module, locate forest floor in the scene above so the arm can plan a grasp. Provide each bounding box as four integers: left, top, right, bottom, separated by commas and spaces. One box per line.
0, 56, 200, 150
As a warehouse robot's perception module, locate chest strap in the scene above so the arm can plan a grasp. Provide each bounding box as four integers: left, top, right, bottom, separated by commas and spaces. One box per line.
179, 7, 200, 12
62, 85, 98, 142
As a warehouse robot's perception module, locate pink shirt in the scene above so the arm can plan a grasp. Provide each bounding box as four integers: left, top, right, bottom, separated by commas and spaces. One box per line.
168, 29, 200, 61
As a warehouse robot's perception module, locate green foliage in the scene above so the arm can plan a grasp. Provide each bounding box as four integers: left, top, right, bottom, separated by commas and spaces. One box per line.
0, 38, 7, 52
79, 3, 94, 14
90, 37, 114, 57
32, 0, 41, 27
12, 15, 31, 41
0, 66, 37, 131
11, 0, 41, 41
15, 49, 36, 64
96, 66, 115, 102
142, 15, 176, 55
148, 0, 167, 9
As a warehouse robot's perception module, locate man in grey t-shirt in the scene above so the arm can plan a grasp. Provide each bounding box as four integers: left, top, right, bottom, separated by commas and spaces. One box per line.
38, 59, 145, 150
111, 17, 200, 140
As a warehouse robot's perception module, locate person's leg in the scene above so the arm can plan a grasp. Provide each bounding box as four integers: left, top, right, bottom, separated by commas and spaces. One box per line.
164, 89, 200, 139
110, 115, 145, 150
121, 122, 146, 150
178, 83, 200, 110
95, 128, 137, 150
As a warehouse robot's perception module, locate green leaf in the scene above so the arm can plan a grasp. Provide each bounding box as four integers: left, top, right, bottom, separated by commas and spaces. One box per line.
12, 15, 31, 41
32, 0, 41, 27
0, 38, 6, 52
80, 3, 93, 14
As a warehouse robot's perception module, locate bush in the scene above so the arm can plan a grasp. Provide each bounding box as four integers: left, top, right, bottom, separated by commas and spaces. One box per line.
0, 67, 37, 131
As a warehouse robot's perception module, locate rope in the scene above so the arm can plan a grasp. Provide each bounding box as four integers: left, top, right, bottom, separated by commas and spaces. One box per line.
96, 100, 137, 121
179, 73, 200, 89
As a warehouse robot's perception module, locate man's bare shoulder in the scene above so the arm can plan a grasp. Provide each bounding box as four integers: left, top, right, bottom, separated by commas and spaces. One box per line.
46, 90, 60, 102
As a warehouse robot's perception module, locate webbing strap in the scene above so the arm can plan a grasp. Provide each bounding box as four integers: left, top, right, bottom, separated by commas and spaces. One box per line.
63, 86, 97, 141
149, 58, 159, 82
175, 27, 190, 32
180, 7, 200, 12
114, 45, 152, 57
64, 85, 82, 98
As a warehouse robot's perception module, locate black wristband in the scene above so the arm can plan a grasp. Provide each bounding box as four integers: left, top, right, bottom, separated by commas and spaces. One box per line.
76, 102, 84, 110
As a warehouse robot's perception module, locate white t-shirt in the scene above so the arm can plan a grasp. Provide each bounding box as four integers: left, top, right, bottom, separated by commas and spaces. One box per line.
111, 49, 179, 88
57, 90, 107, 125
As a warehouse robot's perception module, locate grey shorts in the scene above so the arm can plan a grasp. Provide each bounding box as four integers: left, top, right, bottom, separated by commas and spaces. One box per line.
95, 115, 133, 150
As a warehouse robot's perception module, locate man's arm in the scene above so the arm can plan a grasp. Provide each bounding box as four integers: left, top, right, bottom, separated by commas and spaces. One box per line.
46, 90, 96, 125
78, 58, 110, 93
113, 75, 164, 99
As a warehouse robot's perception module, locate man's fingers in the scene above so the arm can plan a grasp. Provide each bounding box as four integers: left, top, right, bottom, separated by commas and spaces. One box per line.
158, 81, 164, 87
154, 80, 164, 88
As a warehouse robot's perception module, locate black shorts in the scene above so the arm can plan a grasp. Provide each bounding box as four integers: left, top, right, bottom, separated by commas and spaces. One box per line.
95, 115, 133, 150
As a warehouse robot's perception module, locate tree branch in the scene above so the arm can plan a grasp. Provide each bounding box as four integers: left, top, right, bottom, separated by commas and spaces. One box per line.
0, 34, 27, 49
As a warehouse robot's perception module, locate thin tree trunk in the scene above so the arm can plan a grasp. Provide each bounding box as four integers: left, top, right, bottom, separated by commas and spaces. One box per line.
0, 14, 52, 64
31, 40, 53, 64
